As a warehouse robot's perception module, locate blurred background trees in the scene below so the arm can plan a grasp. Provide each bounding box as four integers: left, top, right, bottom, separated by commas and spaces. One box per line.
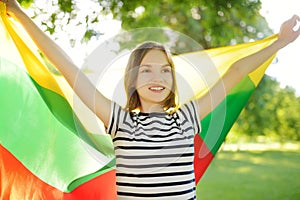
17, 0, 300, 142
18, 0, 273, 48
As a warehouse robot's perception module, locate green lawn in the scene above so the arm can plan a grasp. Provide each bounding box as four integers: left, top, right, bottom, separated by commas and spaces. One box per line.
196, 149, 300, 200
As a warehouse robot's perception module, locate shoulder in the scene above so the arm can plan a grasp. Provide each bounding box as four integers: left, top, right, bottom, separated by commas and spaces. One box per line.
178, 100, 199, 116
177, 100, 201, 133
107, 102, 132, 136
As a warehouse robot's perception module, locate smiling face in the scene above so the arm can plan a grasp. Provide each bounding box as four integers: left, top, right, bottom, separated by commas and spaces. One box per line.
135, 50, 174, 112
124, 42, 177, 113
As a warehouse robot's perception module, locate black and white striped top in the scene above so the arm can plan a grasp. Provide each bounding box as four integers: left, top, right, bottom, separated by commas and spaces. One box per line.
107, 101, 201, 200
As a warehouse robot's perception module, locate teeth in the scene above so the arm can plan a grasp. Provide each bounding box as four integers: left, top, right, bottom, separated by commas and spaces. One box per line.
149, 87, 164, 91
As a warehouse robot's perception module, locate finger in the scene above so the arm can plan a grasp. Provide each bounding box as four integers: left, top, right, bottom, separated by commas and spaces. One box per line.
292, 14, 300, 21
284, 15, 299, 29
296, 26, 300, 35
292, 15, 300, 23
293, 19, 300, 32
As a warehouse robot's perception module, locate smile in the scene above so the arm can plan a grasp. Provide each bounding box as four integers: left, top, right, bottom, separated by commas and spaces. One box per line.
149, 86, 165, 91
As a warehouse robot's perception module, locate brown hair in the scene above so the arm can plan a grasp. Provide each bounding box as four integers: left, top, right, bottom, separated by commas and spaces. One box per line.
124, 41, 178, 112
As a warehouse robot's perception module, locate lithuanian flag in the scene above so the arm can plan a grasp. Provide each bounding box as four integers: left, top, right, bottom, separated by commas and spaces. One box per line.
0, 2, 276, 199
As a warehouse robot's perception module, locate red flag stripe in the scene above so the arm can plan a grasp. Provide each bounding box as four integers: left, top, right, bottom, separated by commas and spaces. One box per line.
0, 144, 117, 200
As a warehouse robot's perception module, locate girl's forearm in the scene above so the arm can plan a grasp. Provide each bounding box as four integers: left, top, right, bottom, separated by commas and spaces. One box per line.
10, 7, 76, 74
9, 6, 112, 124
233, 14, 299, 76
232, 39, 285, 76
9, 6, 92, 95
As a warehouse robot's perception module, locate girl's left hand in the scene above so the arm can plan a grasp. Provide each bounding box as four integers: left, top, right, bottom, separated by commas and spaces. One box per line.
277, 15, 300, 47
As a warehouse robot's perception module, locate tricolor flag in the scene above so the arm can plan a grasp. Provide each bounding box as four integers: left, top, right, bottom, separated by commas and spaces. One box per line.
0, 2, 276, 199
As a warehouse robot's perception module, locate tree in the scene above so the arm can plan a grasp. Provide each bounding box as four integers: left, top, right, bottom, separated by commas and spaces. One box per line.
110, 0, 273, 48
233, 75, 300, 141
18, 0, 272, 49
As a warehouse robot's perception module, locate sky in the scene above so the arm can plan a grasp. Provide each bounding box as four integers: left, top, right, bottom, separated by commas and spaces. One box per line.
260, 0, 300, 95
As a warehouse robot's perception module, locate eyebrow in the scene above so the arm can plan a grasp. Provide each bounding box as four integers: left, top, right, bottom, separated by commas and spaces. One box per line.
139, 63, 171, 67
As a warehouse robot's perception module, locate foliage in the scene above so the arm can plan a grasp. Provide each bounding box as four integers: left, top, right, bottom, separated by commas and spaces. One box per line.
233, 75, 300, 141
18, 0, 272, 48
17, 0, 33, 8
109, 0, 273, 48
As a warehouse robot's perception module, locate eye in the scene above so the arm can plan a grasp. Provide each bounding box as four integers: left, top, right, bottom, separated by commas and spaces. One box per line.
139, 67, 151, 73
162, 66, 172, 73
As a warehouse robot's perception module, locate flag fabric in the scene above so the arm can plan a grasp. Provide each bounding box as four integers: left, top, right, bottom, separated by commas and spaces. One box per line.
0, 2, 277, 199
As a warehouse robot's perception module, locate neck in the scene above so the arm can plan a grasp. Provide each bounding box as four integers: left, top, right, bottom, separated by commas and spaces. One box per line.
139, 103, 165, 113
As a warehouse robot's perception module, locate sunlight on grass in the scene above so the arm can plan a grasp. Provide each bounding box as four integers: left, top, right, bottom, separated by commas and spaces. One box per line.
196, 148, 300, 200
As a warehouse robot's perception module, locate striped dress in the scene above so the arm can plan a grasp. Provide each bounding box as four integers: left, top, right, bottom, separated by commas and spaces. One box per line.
107, 101, 201, 200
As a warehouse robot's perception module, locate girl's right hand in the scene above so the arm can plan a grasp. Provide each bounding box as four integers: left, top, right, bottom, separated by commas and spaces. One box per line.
0, 0, 22, 17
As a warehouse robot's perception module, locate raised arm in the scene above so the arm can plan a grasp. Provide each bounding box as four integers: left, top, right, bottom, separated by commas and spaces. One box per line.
197, 15, 300, 120
2, 0, 112, 127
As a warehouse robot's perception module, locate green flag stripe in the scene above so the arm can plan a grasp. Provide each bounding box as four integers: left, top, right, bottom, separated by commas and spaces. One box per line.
29, 74, 104, 151
0, 57, 114, 192
200, 76, 255, 155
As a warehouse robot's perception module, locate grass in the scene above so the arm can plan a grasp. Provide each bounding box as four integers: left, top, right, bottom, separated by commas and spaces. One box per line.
196, 148, 300, 200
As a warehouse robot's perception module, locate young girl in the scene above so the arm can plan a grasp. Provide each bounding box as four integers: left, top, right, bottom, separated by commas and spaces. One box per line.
2, 0, 300, 199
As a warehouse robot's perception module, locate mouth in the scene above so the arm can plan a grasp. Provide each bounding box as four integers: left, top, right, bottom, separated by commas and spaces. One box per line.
148, 86, 165, 92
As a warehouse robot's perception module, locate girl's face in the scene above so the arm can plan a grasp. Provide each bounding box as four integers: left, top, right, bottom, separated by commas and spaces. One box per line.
135, 49, 174, 112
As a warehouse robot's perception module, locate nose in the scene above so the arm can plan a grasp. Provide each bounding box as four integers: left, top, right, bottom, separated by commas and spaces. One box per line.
150, 71, 164, 83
